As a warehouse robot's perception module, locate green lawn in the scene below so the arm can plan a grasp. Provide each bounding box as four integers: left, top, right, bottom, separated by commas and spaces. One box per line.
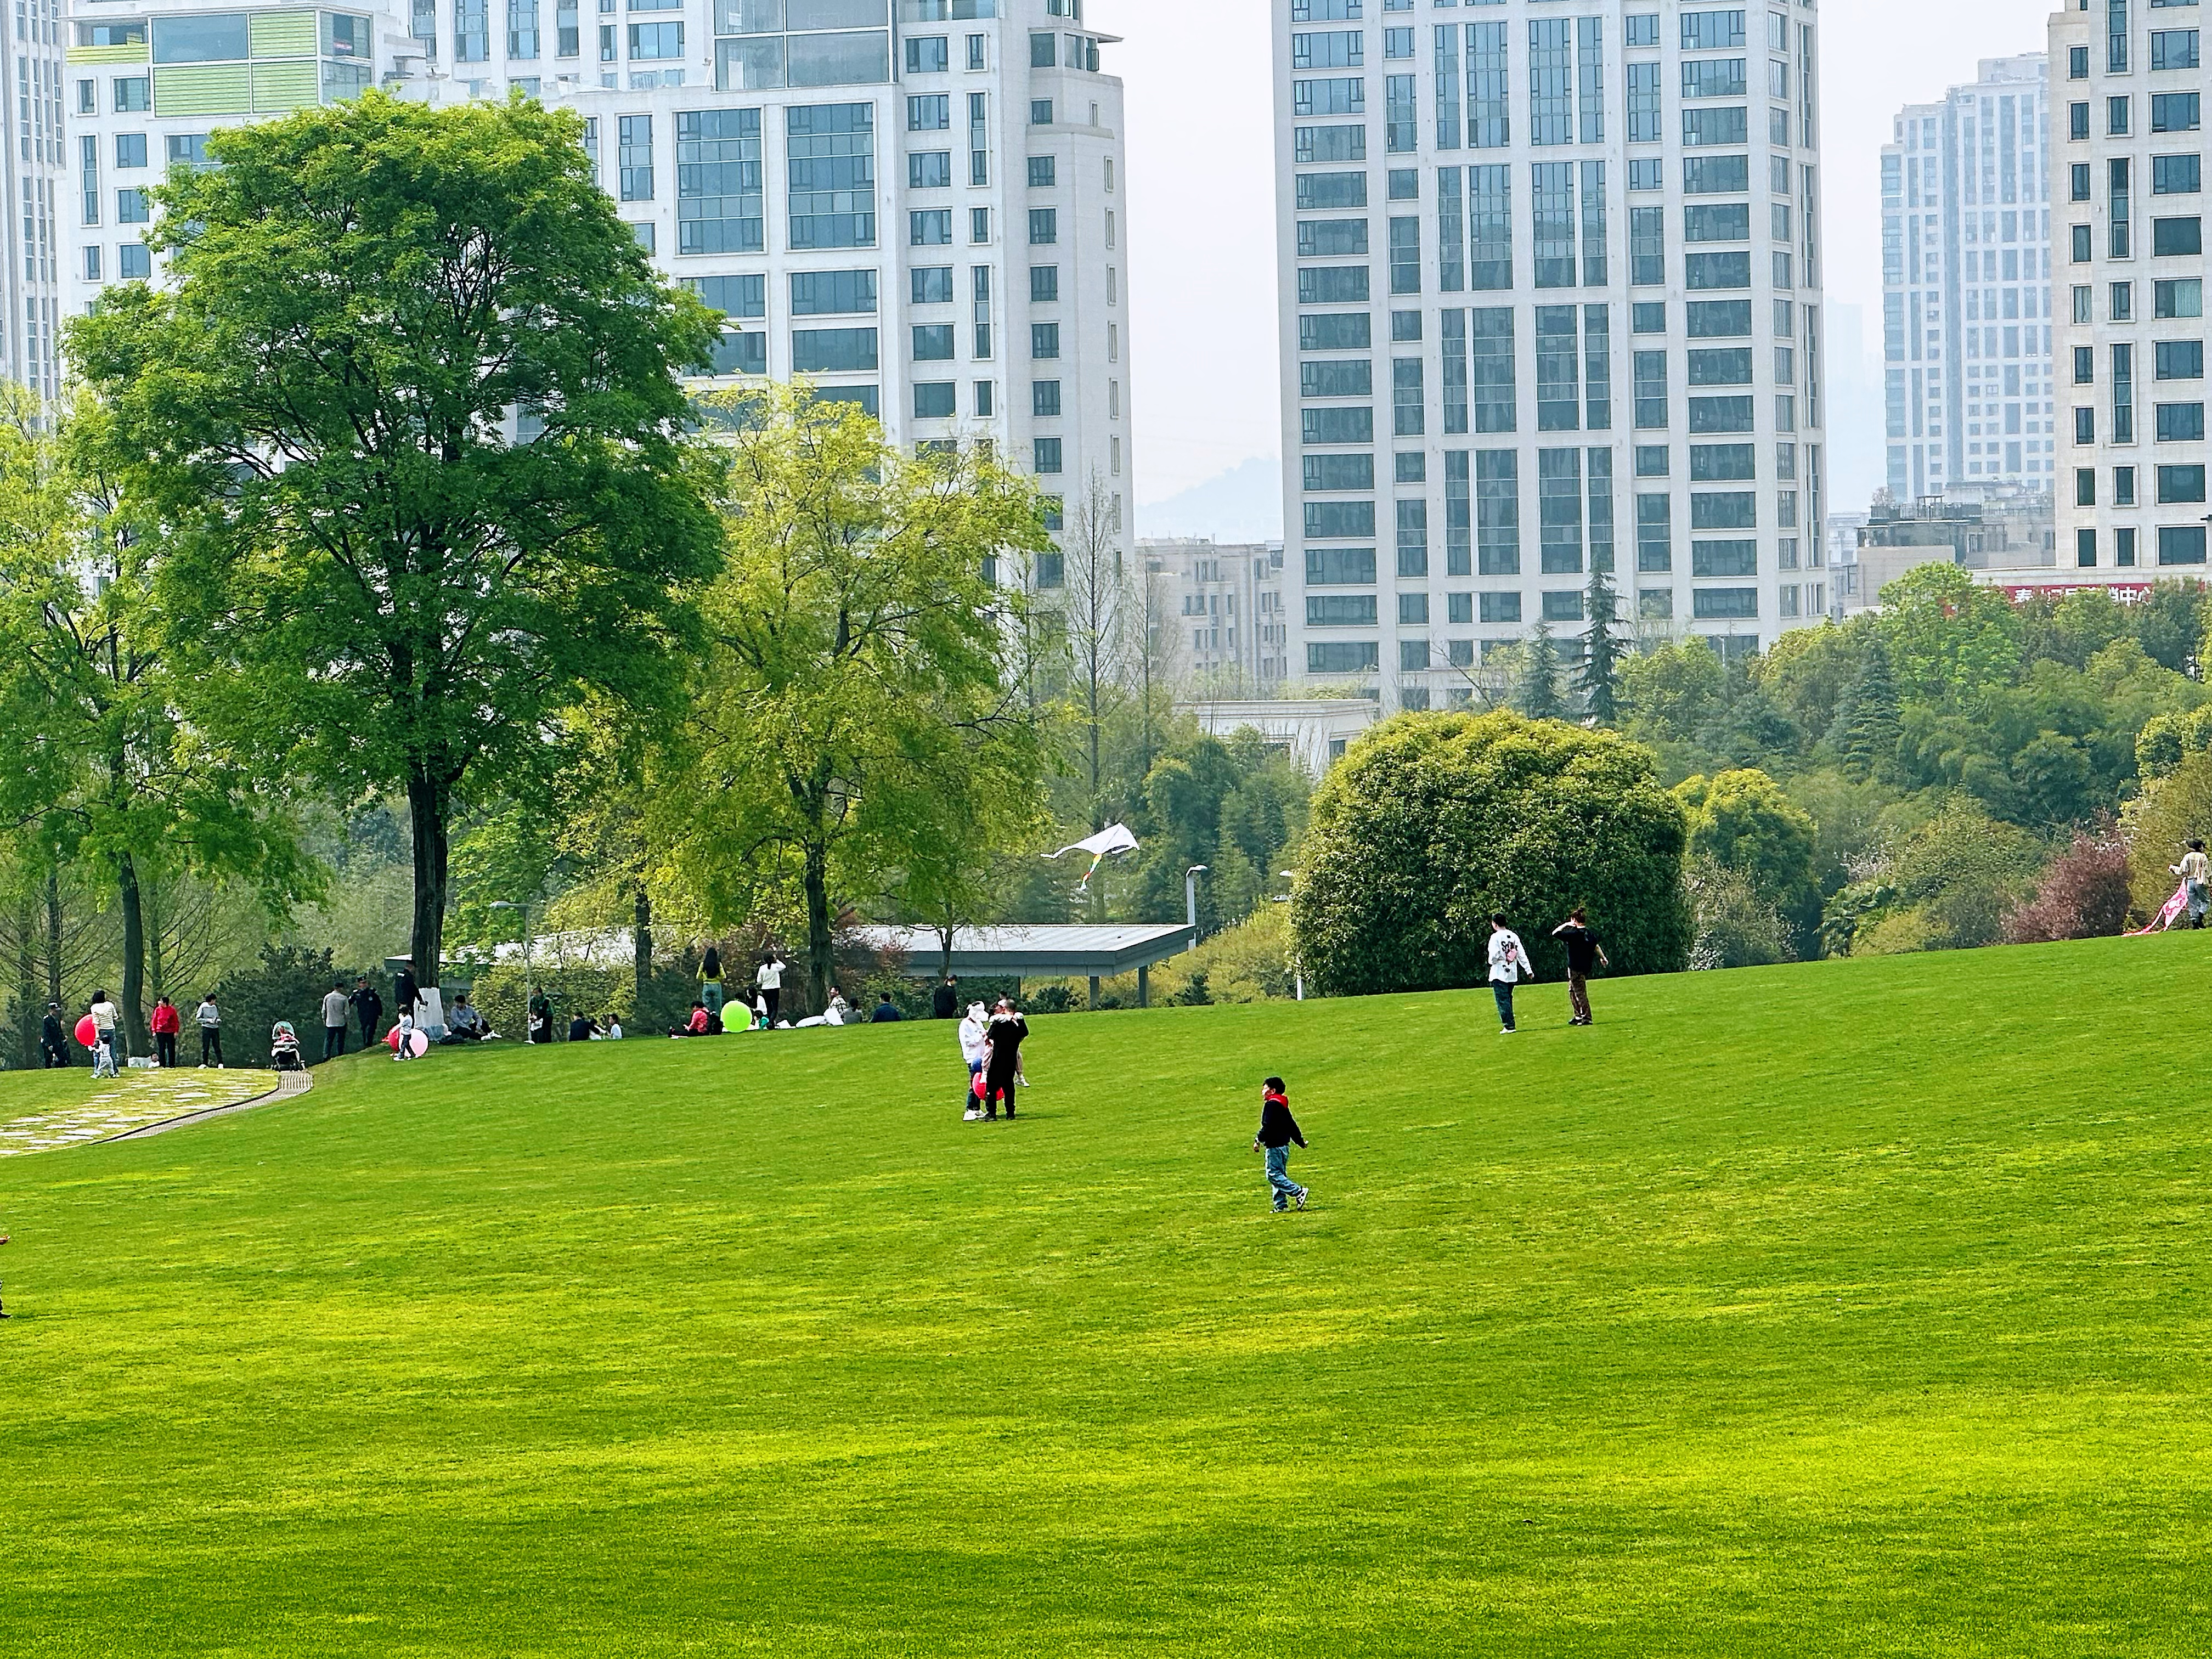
0, 1064, 280, 1156
4, 935, 2208, 1655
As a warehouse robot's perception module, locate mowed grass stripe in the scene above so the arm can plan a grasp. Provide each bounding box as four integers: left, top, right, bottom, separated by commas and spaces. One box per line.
4, 934, 2209, 1655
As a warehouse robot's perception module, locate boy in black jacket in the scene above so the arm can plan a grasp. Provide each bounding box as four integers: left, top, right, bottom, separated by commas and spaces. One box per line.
1254, 1076, 1309, 1212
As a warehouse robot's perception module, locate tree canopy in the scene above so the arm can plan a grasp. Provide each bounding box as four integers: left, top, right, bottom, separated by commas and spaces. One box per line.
67, 91, 721, 984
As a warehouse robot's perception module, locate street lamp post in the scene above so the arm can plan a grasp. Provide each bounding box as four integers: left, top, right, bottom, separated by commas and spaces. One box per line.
1185, 865, 1209, 936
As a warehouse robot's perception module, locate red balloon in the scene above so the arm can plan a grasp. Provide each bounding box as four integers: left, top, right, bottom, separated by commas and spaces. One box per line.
387, 1025, 403, 1052
75, 1015, 97, 1048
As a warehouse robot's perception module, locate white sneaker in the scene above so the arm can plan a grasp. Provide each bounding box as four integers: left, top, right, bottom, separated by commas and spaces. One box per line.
962, 1108, 983, 1121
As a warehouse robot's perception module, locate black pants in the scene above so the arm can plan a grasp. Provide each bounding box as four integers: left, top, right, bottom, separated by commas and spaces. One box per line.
200, 1028, 222, 1066
760, 988, 781, 1024
358, 1019, 379, 1051
155, 1032, 178, 1067
42, 1042, 67, 1069
323, 1024, 347, 1061
982, 1071, 1017, 1118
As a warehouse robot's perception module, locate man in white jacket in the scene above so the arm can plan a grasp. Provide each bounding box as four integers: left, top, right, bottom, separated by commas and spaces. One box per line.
958, 1002, 989, 1121
1488, 914, 1533, 1034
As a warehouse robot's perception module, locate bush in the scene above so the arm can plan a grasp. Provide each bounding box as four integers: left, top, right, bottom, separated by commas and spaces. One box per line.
1673, 769, 1824, 953
2003, 830, 2133, 943
1166, 971, 1214, 1007
1294, 710, 1693, 996
2126, 747, 2212, 919
1683, 855, 1797, 970
1888, 802, 2044, 951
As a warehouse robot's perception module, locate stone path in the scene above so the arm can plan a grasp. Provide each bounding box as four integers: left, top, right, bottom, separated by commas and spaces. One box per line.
108, 1069, 313, 1141
0, 1067, 305, 1156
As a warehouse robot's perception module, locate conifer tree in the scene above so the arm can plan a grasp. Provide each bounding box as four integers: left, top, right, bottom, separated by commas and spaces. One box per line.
1577, 572, 1626, 725
1516, 623, 1568, 720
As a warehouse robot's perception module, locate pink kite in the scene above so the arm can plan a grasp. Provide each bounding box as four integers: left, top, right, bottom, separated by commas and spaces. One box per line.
2129, 883, 2191, 936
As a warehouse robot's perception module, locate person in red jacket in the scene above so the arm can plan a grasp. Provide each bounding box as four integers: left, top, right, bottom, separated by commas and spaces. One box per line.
149, 995, 182, 1069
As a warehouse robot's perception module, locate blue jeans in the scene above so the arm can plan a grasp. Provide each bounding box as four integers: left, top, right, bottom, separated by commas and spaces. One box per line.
702, 983, 724, 1016
1266, 1144, 1305, 1210
1493, 982, 1516, 1030
967, 1058, 983, 1110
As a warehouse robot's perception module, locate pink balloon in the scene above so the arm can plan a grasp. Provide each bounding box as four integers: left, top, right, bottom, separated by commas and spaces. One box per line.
409, 1030, 430, 1058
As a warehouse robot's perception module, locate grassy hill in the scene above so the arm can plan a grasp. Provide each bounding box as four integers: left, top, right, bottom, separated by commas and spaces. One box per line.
4, 936, 2208, 1656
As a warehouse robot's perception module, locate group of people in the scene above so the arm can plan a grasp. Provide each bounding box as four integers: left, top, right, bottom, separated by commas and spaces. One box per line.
40, 989, 229, 1076
953, 994, 1029, 1121
1485, 908, 1612, 1034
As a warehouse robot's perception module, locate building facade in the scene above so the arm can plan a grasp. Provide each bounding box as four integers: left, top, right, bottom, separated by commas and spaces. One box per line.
60, 0, 1128, 582
1275, 0, 1829, 708
2052, 0, 2211, 579
1139, 535, 1288, 692
1881, 54, 2053, 504
7, 0, 65, 400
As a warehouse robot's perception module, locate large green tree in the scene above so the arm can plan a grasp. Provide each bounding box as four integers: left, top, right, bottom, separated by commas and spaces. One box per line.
1293, 710, 1693, 996
1672, 768, 1823, 950
657, 385, 1051, 1011
69, 91, 721, 985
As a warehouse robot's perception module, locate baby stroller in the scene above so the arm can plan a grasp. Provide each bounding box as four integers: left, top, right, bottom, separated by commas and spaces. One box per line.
270, 1020, 304, 1072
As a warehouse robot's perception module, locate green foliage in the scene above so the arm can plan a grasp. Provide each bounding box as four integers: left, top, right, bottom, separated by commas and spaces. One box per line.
1578, 572, 1626, 725
1295, 710, 1692, 995
1515, 623, 1568, 720
1831, 639, 1903, 783
1672, 769, 1822, 950
208, 943, 378, 1068
68, 92, 721, 982
652, 383, 1051, 1011
1622, 635, 1725, 744
1876, 564, 2023, 707
2125, 747, 2212, 920
1682, 853, 1796, 970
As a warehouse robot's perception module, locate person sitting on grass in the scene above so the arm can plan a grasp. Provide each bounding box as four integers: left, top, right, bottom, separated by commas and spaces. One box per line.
870, 993, 904, 1023
1254, 1076, 1309, 1213
592, 1013, 624, 1040
794, 988, 853, 1029
668, 1001, 713, 1038
441, 995, 493, 1043
568, 1011, 600, 1042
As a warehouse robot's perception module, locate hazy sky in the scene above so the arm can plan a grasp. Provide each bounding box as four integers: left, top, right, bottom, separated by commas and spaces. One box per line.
1098, 0, 2057, 509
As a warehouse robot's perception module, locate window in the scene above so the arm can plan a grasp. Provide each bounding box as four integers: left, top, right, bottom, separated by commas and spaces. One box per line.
627, 20, 682, 57
2159, 464, 2207, 503
1028, 207, 1057, 245
789, 326, 878, 373
1028, 155, 1056, 188
1034, 437, 1064, 475
911, 266, 953, 305
788, 104, 876, 250
114, 76, 150, 113
116, 188, 150, 224
1030, 265, 1059, 303
676, 110, 765, 256
2158, 402, 2207, 441
2154, 93, 2203, 134
118, 242, 151, 279
788, 269, 877, 318
2072, 163, 2093, 204
909, 151, 951, 188
2154, 154, 2202, 196
910, 208, 952, 245
2159, 278, 2207, 318
116, 132, 146, 170
905, 34, 947, 73
908, 94, 950, 131
2072, 102, 2092, 142
913, 382, 956, 420
2153, 32, 2200, 74
2157, 217, 2205, 257
687, 273, 766, 319
618, 114, 654, 202
1308, 642, 1381, 675
1691, 588, 1759, 620
1031, 322, 1062, 359
2160, 526, 2209, 565
1032, 380, 1061, 416
2158, 340, 2205, 380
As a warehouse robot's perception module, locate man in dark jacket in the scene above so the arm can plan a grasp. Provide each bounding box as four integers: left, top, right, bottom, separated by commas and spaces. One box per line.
980, 1000, 1028, 1120
1254, 1076, 1309, 1212
351, 977, 385, 1047
392, 962, 419, 1028
930, 975, 959, 1020
40, 1002, 68, 1068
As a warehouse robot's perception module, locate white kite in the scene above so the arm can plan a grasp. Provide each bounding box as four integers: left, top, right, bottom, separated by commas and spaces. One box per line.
1046, 823, 1140, 894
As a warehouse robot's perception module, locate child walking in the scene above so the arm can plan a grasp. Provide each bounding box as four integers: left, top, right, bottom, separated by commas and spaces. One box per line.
1254, 1076, 1309, 1212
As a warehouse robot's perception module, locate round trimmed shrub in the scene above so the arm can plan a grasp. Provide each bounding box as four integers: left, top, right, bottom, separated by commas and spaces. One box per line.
1293, 710, 1693, 996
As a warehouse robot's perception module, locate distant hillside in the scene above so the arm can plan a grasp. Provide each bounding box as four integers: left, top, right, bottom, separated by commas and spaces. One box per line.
1136, 456, 1283, 541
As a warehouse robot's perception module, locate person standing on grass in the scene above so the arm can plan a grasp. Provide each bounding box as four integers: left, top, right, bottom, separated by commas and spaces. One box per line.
2176, 840, 2210, 929
528, 989, 554, 1044
1254, 1076, 1309, 1212
932, 974, 960, 1020
150, 995, 182, 1068
979, 998, 1028, 1121
321, 981, 351, 1061
1488, 913, 1533, 1034
755, 952, 787, 1026
1551, 907, 1611, 1028
88, 990, 120, 1077
958, 1001, 989, 1121
701, 946, 725, 1020
40, 1001, 69, 1069
351, 976, 384, 1049
394, 960, 420, 1026
195, 991, 224, 1068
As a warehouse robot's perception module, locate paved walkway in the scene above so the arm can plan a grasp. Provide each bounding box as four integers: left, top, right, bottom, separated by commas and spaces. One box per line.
106, 1068, 314, 1141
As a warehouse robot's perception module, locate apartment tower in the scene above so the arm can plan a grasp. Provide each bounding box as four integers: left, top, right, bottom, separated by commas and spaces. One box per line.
1276, 0, 1829, 707
2051, 0, 2210, 578
1881, 54, 2054, 504
61, 0, 1130, 584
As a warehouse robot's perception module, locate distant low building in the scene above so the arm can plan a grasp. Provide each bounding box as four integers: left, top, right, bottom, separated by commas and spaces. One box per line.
1140, 537, 1288, 693
1839, 489, 2057, 613
1182, 698, 1380, 775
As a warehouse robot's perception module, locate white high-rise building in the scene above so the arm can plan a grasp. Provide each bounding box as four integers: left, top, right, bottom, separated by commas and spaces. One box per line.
60, 0, 1130, 582
1881, 55, 2053, 504
2050, 0, 2210, 580
8, 0, 65, 400
1274, 0, 1828, 709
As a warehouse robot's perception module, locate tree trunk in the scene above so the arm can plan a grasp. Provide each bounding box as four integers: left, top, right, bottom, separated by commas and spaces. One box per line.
145, 880, 166, 1002
118, 850, 145, 1058
633, 882, 652, 1007
408, 768, 451, 990
43, 870, 61, 1008
803, 838, 833, 1015
14, 890, 35, 1070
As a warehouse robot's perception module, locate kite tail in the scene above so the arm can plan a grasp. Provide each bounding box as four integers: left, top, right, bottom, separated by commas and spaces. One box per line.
2128, 883, 2191, 936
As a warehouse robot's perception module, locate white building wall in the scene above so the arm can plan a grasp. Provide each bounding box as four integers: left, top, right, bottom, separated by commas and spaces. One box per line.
2051, 0, 2211, 582
1276, 0, 1829, 711
60, 0, 1128, 588
1881, 55, 2053, 504
8, 0, 66, 400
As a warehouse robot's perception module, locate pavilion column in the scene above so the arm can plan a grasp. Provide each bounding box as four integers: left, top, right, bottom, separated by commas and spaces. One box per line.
1088, 975, 1101, 1009
1138, 966, 1150, 1008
